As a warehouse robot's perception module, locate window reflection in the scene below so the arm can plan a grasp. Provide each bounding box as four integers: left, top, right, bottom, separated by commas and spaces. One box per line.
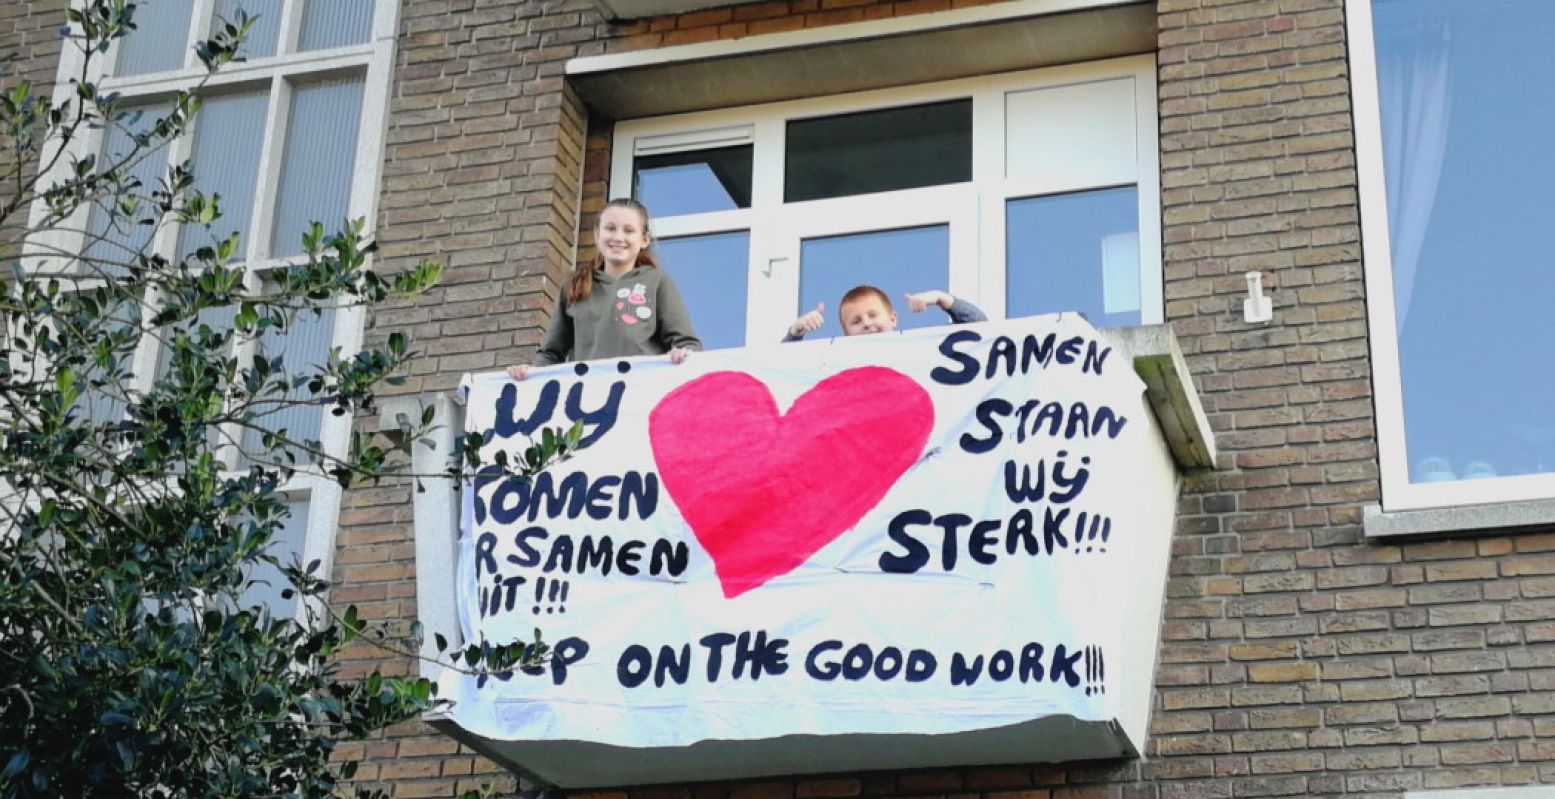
785, 100, 972, 203
635, 146, 753, 217
1006, 187, 1140, 328
798, 225, 949, 340
655, 231, 750, 350
1373, 0, 1555, 483
237, 497, 309, 618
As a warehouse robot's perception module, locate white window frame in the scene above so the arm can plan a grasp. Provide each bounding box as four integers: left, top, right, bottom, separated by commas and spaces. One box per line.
1348, 0, 1555, 512
26, 0, 402, 616
609, 54, 1161, 346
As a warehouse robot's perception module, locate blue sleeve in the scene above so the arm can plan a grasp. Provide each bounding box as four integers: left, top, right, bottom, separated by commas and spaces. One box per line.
945, 297, 987, 324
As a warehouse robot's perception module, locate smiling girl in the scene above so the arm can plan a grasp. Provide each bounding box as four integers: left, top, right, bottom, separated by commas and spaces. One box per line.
508, 198, 701, 379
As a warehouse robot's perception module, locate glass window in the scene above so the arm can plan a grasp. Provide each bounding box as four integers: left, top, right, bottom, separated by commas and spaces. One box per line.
610, 59, 1159, 355
76, 295, 143, 427
270, 77, 365, 256
1370, 0, 1555, 486
42, 0, 396, 623
634, 146, 753, 217
798, 225, 949, 339
113, 0, 195, 76
299, 0, 374, 50
237, 497, 309, 617
153, 302, 240, 452
1005, 78, 1137, 187
85, 103, 173, 275
785, 100, 972, 203
655, 232, 750, 351
1006, 187, 1140, 328
179, 91, 269, 260
241, 298, 337, 466
212, 0, 284, 60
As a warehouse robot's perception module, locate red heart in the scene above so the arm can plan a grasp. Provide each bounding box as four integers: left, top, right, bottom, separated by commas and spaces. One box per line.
649, 367, 933, 599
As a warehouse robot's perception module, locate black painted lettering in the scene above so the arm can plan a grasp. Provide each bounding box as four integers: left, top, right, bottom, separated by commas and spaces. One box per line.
930, 330, 982, 386
880, 510, 932, 574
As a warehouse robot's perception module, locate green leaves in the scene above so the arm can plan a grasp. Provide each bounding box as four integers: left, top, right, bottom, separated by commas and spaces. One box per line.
0, 3, 590, 796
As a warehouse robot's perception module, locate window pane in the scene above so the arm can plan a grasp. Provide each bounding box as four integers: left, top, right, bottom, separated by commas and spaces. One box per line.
212, 0, 283, 59
241, 301, 336, 466
655, 231, 749, 350
634, 146, 753, 217
1372, 0, 1555, 484
153, 302, 239, 454
1005, 77, 1137, 187
114, 0, 195, 76
179, 92, 269, 261
1006, 186, 1140, 328
238, 497, 309, 618
298, 0, 373, 50
86, 103, 173, 277
75, 295, 142, 426
785, 100, 972, 203
270, 77, 365, 257
798, 225, 949, 340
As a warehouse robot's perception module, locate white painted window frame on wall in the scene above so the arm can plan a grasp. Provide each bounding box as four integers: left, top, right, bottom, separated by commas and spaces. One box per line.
1347, 0, 1555, 514
608, 55, 1162, 346
24, 0, 401, 616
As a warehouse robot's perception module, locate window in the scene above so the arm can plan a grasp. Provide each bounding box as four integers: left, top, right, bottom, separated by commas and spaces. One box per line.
37, 0, 399, 615
1350, 0, 1555, 510
610, 56, 1161, 350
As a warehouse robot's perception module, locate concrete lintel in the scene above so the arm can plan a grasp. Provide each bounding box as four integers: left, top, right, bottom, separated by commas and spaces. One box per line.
570, 2, 1155, 119
1103, 324, 1217, 471
1364, 499, 1555, 539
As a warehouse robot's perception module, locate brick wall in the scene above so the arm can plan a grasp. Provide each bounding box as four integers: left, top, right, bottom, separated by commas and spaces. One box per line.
350, 0, 1555, 796
0, 0, 68, 261
12, 0, 1555, 796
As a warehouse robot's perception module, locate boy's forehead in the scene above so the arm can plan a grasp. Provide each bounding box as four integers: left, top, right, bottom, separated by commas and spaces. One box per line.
840, 295, 889, 315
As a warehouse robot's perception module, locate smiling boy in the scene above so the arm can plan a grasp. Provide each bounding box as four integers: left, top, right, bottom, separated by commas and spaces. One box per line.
782, 286, 986, 342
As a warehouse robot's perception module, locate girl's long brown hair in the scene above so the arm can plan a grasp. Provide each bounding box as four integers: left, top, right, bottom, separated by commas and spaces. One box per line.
567, 197, 659, 303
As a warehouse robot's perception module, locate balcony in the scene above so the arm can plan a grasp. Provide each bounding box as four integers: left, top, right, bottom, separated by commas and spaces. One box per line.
389, 318, 1213, 788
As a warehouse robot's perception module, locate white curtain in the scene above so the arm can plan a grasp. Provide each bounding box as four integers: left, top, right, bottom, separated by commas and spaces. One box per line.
1377, 16, 1453, 334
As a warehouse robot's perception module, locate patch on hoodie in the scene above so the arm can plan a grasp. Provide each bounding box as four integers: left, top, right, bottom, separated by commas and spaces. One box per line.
614, 283, 653, 326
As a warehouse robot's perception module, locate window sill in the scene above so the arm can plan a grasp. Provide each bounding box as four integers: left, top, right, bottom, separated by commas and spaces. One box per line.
1363, 498, 1555, 539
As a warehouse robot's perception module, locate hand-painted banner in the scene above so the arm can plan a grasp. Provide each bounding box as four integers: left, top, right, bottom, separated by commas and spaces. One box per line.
445, 314, 1152, 748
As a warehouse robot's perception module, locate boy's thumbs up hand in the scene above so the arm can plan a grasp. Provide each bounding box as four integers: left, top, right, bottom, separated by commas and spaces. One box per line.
905, 290, 951, 313
790, 302, 825, 337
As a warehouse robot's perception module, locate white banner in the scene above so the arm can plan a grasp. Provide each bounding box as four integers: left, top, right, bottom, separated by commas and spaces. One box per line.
444, 314, 1151, 748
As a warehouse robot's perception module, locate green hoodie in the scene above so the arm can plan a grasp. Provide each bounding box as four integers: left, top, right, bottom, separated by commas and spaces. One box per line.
533, 266, 702, 366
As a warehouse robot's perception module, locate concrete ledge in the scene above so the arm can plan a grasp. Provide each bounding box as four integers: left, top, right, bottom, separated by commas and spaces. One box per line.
1364, 499, 1555, 539
429, 713, 1133, 789
379, 393, 466, 677
569, 1, 1154, 118
1103, 324, 1217, 471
